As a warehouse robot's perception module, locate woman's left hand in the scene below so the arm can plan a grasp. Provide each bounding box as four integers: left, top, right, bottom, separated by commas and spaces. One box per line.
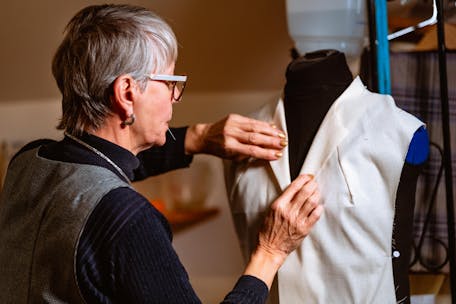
184, 114, 287, 161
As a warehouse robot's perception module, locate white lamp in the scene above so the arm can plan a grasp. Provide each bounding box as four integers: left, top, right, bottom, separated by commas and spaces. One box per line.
286, 0, 367, 60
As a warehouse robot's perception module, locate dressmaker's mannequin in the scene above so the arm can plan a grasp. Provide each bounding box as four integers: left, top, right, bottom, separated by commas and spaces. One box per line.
284, 49, 352, 180
283, 49, 427, 303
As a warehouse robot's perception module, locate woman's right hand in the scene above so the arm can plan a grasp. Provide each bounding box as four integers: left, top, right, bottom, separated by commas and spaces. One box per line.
243, 174, 323, 289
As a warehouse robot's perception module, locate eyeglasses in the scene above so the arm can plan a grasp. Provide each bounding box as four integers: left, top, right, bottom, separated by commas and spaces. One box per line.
146, 74, 187, 102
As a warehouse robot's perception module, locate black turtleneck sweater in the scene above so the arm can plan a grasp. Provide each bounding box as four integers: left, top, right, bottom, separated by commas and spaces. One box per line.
13, 127, 268, 304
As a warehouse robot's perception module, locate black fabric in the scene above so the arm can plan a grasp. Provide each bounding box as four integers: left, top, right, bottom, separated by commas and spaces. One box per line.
392, 162, 424, 304
221, 275, 268, 304
13, 127, 269, 303
135, 127, 194, 180
283, 49, 352, 180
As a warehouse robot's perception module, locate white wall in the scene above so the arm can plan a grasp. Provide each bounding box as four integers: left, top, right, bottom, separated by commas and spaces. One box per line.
0, 99, 62, 142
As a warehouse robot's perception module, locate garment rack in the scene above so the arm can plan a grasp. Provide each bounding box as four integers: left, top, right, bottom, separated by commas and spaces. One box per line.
368, 0, 455, 302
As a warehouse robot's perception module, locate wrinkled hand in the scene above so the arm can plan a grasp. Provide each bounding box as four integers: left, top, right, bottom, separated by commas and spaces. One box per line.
258, 174, 322, 263
185, 114, 287, 161
243, 174, 323, 288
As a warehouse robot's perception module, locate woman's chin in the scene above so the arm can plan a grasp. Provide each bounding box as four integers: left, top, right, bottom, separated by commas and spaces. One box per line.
141, 132, 167, 149
158, 133, 168, 146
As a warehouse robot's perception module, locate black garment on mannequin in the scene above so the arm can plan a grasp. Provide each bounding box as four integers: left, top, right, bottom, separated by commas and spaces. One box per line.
284, 49, 352, 181
283, 49, 420, 304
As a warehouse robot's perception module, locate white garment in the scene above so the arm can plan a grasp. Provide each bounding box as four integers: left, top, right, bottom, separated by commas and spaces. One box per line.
224, 77, 424, 304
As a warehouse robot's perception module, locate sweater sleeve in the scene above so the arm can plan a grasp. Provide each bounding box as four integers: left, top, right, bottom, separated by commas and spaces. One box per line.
134, 127, 193, 181
221, 275, 269, 304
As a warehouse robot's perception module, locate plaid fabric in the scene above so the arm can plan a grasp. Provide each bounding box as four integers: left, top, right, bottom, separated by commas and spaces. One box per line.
390, 51, 456, 273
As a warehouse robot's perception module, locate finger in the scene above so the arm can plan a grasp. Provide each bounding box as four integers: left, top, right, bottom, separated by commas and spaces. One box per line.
232, 143, 283, 161
225, 134, 283, 160
274, 175, 313, 208
228, 122, 286, 149
304, 204, 324, 227
233, 144, 283, 161
235, 115, 286, 138
289, 179, 318, 214
242, 132, 287, 150
292, 179, 318, 202
299, 191, 321, 218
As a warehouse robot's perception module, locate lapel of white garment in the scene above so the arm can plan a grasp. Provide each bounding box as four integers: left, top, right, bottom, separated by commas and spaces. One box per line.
269, 98, 291, 191
299, 76, 370, 177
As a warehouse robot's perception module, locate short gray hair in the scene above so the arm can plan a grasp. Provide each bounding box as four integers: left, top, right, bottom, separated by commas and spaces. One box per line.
52, 4, 178, 135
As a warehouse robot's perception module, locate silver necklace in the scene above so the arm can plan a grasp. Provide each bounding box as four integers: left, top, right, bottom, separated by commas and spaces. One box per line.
64, 132, 131, 184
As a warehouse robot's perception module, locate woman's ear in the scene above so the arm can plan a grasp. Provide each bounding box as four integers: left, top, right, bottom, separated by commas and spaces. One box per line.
111, 75, 137, 121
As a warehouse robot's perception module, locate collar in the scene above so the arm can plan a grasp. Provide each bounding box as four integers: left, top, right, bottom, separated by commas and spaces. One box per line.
65, 132, 140, 182
269, 76, 369, 190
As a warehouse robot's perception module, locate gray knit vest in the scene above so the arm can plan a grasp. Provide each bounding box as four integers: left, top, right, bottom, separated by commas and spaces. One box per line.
0, 147, 131, 303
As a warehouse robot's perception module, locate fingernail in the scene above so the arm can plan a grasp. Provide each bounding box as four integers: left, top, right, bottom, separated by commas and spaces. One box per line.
280, 140, 288, 147
308, 174, 314, 180
275, 151, 283, 158
277, 132, 286, 139
271, 124, 277, 129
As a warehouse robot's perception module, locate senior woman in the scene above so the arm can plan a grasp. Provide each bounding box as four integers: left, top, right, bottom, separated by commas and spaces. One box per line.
0, 4, 322, 304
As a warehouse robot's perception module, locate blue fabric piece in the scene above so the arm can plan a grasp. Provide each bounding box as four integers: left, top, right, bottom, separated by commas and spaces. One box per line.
405, 126, 429, 165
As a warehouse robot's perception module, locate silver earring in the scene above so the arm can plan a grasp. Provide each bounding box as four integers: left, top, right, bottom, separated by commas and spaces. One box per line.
121, 113, 135, 126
